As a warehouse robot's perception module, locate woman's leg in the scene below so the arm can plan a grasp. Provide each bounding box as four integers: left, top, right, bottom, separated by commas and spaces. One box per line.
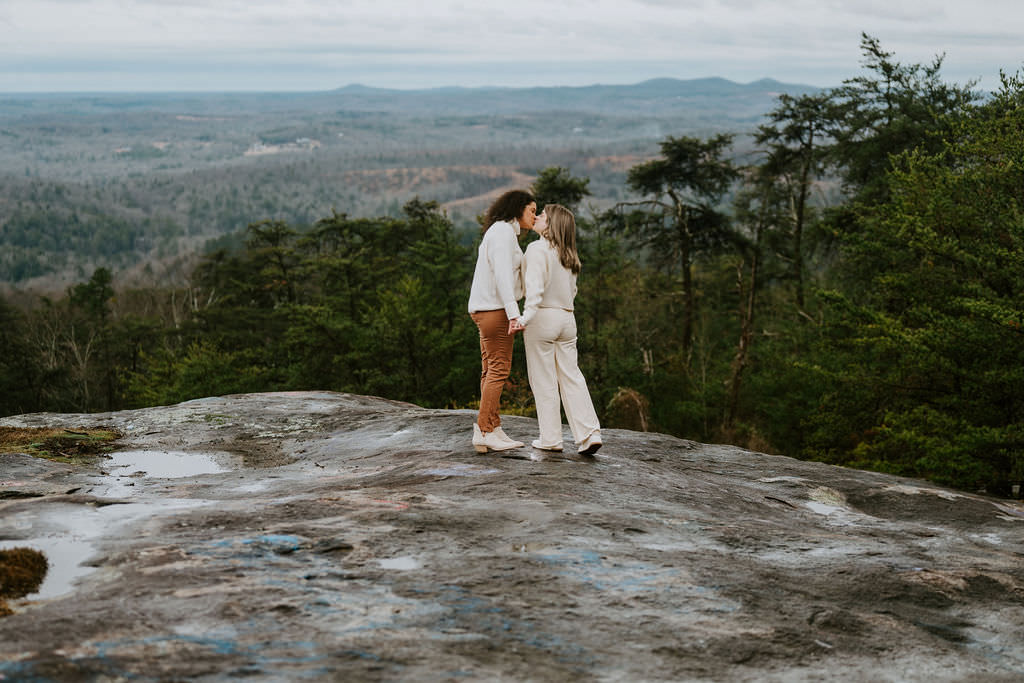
524, 309, 564, 447
471, 310, 514, 433
552, 313, 601, 444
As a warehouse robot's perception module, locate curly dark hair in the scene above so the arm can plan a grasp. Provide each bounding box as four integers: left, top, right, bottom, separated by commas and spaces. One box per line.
481, 189, 535, 233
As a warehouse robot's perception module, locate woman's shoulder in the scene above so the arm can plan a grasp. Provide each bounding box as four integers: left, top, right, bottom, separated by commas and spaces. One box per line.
525, 237, 554, 253
487, 220, 514, 234
483, 220, 514, 243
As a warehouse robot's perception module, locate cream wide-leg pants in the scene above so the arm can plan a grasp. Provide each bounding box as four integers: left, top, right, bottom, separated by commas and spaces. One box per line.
523, 308, 601, 447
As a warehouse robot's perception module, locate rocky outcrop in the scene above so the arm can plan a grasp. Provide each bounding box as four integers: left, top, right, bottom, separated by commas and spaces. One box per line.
0, 392, 1022, 681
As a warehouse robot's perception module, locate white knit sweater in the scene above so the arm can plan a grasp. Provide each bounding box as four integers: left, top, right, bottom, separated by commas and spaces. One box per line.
520, 237, 577, 327
467, 220, 524, 320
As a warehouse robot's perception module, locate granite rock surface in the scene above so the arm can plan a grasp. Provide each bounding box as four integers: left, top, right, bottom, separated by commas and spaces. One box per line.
1, 391, 1022, 681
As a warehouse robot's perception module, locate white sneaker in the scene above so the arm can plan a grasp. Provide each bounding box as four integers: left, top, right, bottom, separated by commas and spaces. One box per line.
491, 426, 524, 449
578, 431, 602, 456
532, 439, 563, 452
473, 424, 522, 452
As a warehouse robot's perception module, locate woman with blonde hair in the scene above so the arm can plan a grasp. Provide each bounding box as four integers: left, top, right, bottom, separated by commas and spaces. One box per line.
514, 204, 602, 455
468, 189, 537, 452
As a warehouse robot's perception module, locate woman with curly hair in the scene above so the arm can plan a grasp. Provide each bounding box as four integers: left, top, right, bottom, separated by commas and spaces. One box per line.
468, 189, 537, 452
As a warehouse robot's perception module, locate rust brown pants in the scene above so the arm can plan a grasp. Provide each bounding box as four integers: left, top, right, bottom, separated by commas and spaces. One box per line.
470, 309, 514, 432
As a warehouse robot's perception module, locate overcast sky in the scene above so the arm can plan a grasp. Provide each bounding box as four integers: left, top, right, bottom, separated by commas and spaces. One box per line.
2, 0, 1021, 92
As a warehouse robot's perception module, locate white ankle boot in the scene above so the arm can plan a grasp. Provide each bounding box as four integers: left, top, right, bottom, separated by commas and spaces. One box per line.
532, 439, 563, 452
491, 426, 523, 448
472, 423, 487, 451
578, 431, 602, 456
473, 424, 522, 452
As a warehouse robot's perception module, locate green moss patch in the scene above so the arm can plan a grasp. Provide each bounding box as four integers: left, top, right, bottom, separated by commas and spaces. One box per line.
0, 426, 122, 465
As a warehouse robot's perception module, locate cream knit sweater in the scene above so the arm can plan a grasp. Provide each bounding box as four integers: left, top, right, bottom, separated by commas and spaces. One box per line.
520, 237, 577, 327
467, 220, 524, 320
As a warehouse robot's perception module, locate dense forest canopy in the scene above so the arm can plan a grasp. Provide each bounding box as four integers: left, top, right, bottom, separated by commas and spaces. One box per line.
1, 36, 1021, 496
0, 77, 814, 289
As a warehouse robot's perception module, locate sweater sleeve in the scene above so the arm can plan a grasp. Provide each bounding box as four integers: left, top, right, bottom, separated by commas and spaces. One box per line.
519, 242, 548, 326
486, 224, 523, 320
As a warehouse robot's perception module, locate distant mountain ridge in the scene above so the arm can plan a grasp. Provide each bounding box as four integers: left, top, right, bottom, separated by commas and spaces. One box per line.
0, 77, 820, 119
332, 76, 810, 95
316, 76, 822, 118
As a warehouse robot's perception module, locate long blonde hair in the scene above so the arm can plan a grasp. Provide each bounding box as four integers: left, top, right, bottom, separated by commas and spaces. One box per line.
543, 204, 581, 275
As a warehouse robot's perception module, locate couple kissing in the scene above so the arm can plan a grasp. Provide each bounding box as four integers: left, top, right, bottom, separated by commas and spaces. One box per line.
467, 189, 602, 457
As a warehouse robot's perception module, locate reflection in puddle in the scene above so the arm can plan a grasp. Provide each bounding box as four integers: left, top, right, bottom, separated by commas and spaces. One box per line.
0, 499, 205, 600
105, 451, 231, 479
377, 556, 419, 570
0, 537, 90, 600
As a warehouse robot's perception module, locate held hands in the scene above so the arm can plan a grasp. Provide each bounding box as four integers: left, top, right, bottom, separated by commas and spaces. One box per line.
508, 318, 524, 335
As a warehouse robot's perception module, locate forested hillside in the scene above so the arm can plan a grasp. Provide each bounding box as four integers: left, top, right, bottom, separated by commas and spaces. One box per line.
0, 77, 813, 288
2, 37, 1021, 496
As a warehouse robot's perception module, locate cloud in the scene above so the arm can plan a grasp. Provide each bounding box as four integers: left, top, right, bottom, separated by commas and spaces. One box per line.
1, 0, 1020, 91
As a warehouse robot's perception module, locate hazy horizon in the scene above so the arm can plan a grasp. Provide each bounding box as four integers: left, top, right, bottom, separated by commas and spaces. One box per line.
3, 0, 1020, 94
0, 74, 823, 96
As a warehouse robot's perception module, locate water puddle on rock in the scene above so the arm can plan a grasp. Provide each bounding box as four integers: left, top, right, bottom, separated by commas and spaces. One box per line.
0, 536, 93, 600
377, 556, 420, 570
1, 499, 205, 600
105, 450, 231, 478
5, 451, 225, 601
93, 450, 236, 498
805, 501, 845, 515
